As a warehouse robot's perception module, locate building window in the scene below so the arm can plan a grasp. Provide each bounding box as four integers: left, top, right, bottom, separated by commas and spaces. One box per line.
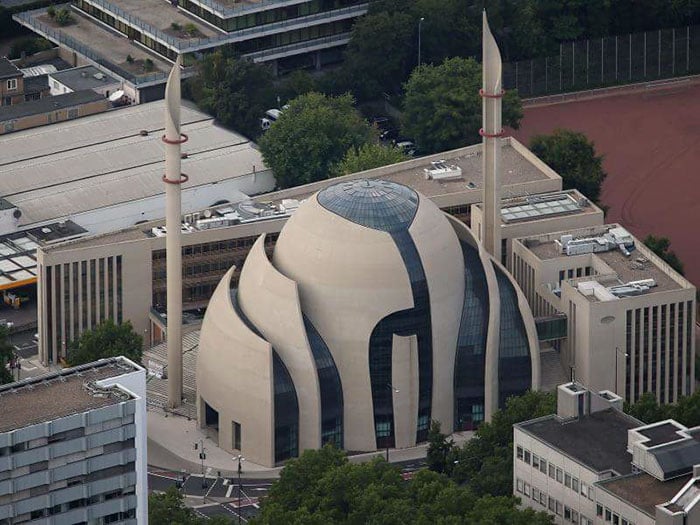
605, 508, 612, 521
6, 79, 17, 91
564, 506, 571, 520
532, 487, 540, 502
555, 501, 562, 516
2, 96, 10, 106
596, 504, 603, 517
516, 478, 523, 493
523, 482, 530, 497
572, 510, 579, 524
556, 467, 563, 483
539, 459, 547, 474
532, 454, 539, 469
548, 497, 555, 512
572, 477, 579, 492
540, 491, 546, 506
548, 464, 555, 479
523, 449, 531, 464
233, 421, 241, 451
565, 473, 571, 487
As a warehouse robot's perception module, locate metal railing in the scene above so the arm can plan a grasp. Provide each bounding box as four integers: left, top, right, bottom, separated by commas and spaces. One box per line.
189, 0, 312, 18
79, 0, 366, 53
14, 9, 171, 85
242, 31, 351, 61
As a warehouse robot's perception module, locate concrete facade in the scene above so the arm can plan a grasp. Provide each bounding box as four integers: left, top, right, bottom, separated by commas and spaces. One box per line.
514, 383, 700, 525
195, 180, 541, 467
0, 357, 147, 524
511, 225, 696, 403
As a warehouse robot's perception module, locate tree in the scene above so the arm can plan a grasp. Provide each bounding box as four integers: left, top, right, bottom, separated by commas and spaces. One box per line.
149, 487, 233, 524
66, 319, 143, 366
447, 390, 556, 496
185, 51, 275, 140
643, 235, 685, 275
258, 92, 373, 189
9, 36, 53, 60
529, 129, 607, 204
401, 57, 523, 155
252, 444, 553, 524
626, 390, 700, 428
332, 143, 408, 177
0, 325, 15, 385
426, 420, 453, 474
343, 11, 415, 100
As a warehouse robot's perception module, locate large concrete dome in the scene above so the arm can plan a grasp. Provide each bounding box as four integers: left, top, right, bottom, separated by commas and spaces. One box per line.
196, 179, 540, 468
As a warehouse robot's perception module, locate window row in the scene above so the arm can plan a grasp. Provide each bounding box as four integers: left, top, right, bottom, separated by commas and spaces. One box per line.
517, 445, 594, 500
596, 503, 635, 525
516, 479, 592, 525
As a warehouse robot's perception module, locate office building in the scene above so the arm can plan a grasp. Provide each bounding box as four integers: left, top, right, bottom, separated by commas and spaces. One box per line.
514, 382, 700, 525
511, 224, 696, 402
0, 357, 147, 524
36, 137, 568, 365
196, 178, 540, 467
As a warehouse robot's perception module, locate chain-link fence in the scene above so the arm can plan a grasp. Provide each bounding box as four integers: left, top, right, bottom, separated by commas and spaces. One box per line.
504, 26, 700, 98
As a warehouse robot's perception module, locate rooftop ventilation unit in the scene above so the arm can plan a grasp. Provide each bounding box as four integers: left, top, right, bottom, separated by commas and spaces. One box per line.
424, 160, 462, 181
557, 227, 635, 257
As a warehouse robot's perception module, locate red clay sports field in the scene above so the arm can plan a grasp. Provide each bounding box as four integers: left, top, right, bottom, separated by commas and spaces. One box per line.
511, 80, 700, 286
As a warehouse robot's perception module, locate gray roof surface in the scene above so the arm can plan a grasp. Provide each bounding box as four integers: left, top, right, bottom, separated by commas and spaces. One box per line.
598, 473, 691, 517
23, 74, 49, 94
639, 422, 686, 447
518, 409, 641, 475
49, 65, 120, 91
0, 57, 21, 80
652, 439, 700, 479
0, 359, 137, 433
0, 100, 264, 227
0, 89, 104, 121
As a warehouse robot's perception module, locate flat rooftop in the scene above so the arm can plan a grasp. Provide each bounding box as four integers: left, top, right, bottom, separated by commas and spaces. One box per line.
17, 7, 172, 81
0, 100, 264, 228
639, 421, 687, 447
598, 473, 691, 516
0, 89, 105, 121
41, 137, 562, 253
49, 65, 119, 91
0, 358, 138, 433
115, 0, 221, 39
522, 224, 687, 298
518, 409, 641, 475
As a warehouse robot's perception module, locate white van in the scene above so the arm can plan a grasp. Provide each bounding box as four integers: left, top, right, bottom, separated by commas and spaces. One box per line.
260, 108, 282, 131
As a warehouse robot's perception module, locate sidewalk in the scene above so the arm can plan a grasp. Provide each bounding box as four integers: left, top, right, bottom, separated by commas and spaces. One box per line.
147, 409, 474, 479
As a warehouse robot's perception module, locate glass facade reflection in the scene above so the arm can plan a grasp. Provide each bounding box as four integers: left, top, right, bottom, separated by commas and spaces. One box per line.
454, 241, 489, 431
492, 263, 532, 407
303, 315, 344, 450
369, 230, 432, 448
273, 353, 299, 463
231, 291, 300, 463
317, 180, 418, 233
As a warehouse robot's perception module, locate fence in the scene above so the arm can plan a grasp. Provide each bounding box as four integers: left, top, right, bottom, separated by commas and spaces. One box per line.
504, 26, 700, 98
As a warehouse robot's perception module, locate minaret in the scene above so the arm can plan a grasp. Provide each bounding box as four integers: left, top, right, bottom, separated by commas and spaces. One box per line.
163, 56, 186, 409
481, 11, 503, 263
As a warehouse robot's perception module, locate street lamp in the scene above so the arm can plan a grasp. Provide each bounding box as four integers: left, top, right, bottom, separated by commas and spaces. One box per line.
385, 383, 400, 462
418, 17, 425, 67
614, 347, 629, 397
235, 454, 245, 525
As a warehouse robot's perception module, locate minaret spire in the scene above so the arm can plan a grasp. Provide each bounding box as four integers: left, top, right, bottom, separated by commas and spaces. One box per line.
163, 56, 186, 409
481, 11, 503, 263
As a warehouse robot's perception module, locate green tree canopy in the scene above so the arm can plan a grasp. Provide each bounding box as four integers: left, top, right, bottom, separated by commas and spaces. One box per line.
332, 143, 408, 177
67, 319, 143, 367
643, 235, 685, 275
625, 390, 700, 428
529, 129, 607, 204
149, 486, 233, 524
428, 390, 556, 496
0, 325, 15, 385
252, 445, 553, 524
259, 92, 373, 189
401, 57, 523, 155
342, 10, 416, 100
185, 51, 275, 140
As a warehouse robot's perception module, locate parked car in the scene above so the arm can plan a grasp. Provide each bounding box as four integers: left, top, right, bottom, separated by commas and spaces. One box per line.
393, 138, 416, 157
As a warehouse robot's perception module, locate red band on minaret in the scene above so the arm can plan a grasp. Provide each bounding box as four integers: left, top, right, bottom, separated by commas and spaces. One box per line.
479, 88, 505, 99
479, 128, 504, 138
161, 133, 189, 145
162, 173, 189, 185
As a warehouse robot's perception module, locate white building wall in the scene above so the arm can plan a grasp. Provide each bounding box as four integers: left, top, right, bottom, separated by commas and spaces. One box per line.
95, 358, 148, 525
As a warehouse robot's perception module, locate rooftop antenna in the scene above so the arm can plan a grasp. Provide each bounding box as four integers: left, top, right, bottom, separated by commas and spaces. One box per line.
481, 10, 504, 263
163, 55, 187, 409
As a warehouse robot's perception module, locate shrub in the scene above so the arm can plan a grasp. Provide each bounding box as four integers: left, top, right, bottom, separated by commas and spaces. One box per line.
126, 54, 134, 64
144, 58, 154, 71
47, 5, 55, 18
170, 22, 181, 31
54, 7, 73, 26
184, 22, 197, 35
